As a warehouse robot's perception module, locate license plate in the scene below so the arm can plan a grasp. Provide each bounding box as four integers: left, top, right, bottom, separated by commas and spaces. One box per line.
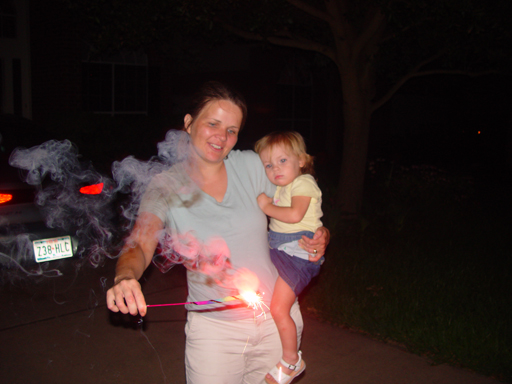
33, 236, 74, 263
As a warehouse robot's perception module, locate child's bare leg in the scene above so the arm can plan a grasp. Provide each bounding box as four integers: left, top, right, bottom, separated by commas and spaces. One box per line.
269, 276, 299, 375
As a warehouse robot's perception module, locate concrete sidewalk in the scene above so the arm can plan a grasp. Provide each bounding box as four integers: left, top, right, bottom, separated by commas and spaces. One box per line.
0, 260, 503, 384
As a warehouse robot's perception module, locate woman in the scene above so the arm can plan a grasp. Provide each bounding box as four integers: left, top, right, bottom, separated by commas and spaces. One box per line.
106, 81, 329, 384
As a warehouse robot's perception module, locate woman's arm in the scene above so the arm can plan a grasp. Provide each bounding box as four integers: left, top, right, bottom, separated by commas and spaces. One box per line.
300, 226, 330, 262
257, 194, 311, 224
106, 212, 163, 317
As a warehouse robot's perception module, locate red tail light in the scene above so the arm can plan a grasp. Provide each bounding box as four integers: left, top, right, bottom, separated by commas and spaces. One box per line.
80, 183, 104, 195
0, 194, 13, 204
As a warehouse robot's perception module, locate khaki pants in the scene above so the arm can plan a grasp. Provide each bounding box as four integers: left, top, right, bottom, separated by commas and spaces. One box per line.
185, 301, 303, 384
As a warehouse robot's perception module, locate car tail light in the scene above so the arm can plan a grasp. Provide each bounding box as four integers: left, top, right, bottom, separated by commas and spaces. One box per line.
79, 183, 104, 195
0, 193, 13, 204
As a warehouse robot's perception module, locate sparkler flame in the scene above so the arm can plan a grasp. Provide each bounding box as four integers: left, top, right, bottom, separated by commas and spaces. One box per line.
238, 290, 268, 317
239, 291, 262, 309
231, 268, 268, 317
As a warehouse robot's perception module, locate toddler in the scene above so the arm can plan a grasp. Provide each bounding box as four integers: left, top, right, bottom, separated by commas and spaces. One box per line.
255, 131, 323, 384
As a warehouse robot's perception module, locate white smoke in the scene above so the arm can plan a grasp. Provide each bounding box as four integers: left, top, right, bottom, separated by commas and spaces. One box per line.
8, 140, 117, 269
1, 130, 196, 281
3, 129, 248, 294
111, 129, 192, 224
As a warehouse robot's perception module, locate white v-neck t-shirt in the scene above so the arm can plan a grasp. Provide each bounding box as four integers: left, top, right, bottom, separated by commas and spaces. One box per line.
139, 150, 277, 320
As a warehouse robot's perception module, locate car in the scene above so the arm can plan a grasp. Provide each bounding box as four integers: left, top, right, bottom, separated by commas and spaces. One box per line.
0, 114, 116, 277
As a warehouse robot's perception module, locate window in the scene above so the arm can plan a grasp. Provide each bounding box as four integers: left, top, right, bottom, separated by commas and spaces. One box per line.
0, 0, 16, 38
82, 62, 148, 115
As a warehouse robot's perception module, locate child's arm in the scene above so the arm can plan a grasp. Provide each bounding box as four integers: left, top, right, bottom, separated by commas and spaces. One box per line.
257, 193, 311, 224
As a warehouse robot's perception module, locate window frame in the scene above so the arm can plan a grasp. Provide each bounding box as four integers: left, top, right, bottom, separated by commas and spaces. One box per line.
82, 51, 149, 116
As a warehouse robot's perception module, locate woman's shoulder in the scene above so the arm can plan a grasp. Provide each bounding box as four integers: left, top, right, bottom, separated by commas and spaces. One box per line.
228, 149, 258, 160
226, 149, 261, 168
227, 149, 274, 194
146, 163, 193, 193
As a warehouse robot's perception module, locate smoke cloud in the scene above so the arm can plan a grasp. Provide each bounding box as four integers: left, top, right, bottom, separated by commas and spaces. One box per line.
153, 231, 232, 285
111, 129, 193, 225
2, 129, 244, 290
7, 140, 117, 271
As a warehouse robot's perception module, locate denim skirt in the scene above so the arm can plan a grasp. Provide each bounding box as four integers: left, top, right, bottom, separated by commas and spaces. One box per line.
270, 248, 322, 296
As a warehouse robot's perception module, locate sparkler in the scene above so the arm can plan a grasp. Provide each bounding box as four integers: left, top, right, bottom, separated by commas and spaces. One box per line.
147, 291, 268, 315
146, 269, 268, 317
147, 295, 240, 307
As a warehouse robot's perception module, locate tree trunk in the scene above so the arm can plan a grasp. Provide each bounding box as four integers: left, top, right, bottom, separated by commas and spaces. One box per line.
336, 65, 372, 217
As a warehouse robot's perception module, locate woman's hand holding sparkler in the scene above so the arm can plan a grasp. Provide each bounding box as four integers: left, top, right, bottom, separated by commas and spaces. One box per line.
107, 276, 148, 317
106, 212, 163, 317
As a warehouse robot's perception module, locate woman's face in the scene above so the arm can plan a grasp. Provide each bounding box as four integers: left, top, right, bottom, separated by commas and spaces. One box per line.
185, 99, 242, 166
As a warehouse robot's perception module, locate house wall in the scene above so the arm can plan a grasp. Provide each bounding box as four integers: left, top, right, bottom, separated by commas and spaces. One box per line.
25, 4, 337, 161
153, 44, 335, 153
30, 0, 82, 123
0, 0, 32, 118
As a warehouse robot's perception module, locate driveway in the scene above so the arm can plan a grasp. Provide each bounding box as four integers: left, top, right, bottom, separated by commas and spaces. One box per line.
0, 259, 502, 384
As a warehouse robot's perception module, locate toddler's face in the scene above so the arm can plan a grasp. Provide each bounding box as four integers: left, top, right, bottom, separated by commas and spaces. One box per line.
259, 144, 305, 187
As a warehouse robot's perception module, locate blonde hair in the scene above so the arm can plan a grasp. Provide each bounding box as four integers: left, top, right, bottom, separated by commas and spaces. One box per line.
254, 131, 315, 176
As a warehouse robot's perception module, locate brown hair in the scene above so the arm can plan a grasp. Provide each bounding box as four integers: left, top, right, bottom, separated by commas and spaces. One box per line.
186, 81, 248, 130
254, 131, 315, 176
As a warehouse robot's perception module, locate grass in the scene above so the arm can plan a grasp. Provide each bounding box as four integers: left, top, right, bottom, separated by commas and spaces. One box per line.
302, 161, 512, 382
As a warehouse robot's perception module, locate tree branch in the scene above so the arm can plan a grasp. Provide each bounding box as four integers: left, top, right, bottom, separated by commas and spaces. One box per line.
371, 51, 443, 112
286, 0, 331, 23
372, 67, 500, 112
324, 0, 352, 59
221, 23, 336, 61
267, 35, 336, 60
353, 9, 386, 63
